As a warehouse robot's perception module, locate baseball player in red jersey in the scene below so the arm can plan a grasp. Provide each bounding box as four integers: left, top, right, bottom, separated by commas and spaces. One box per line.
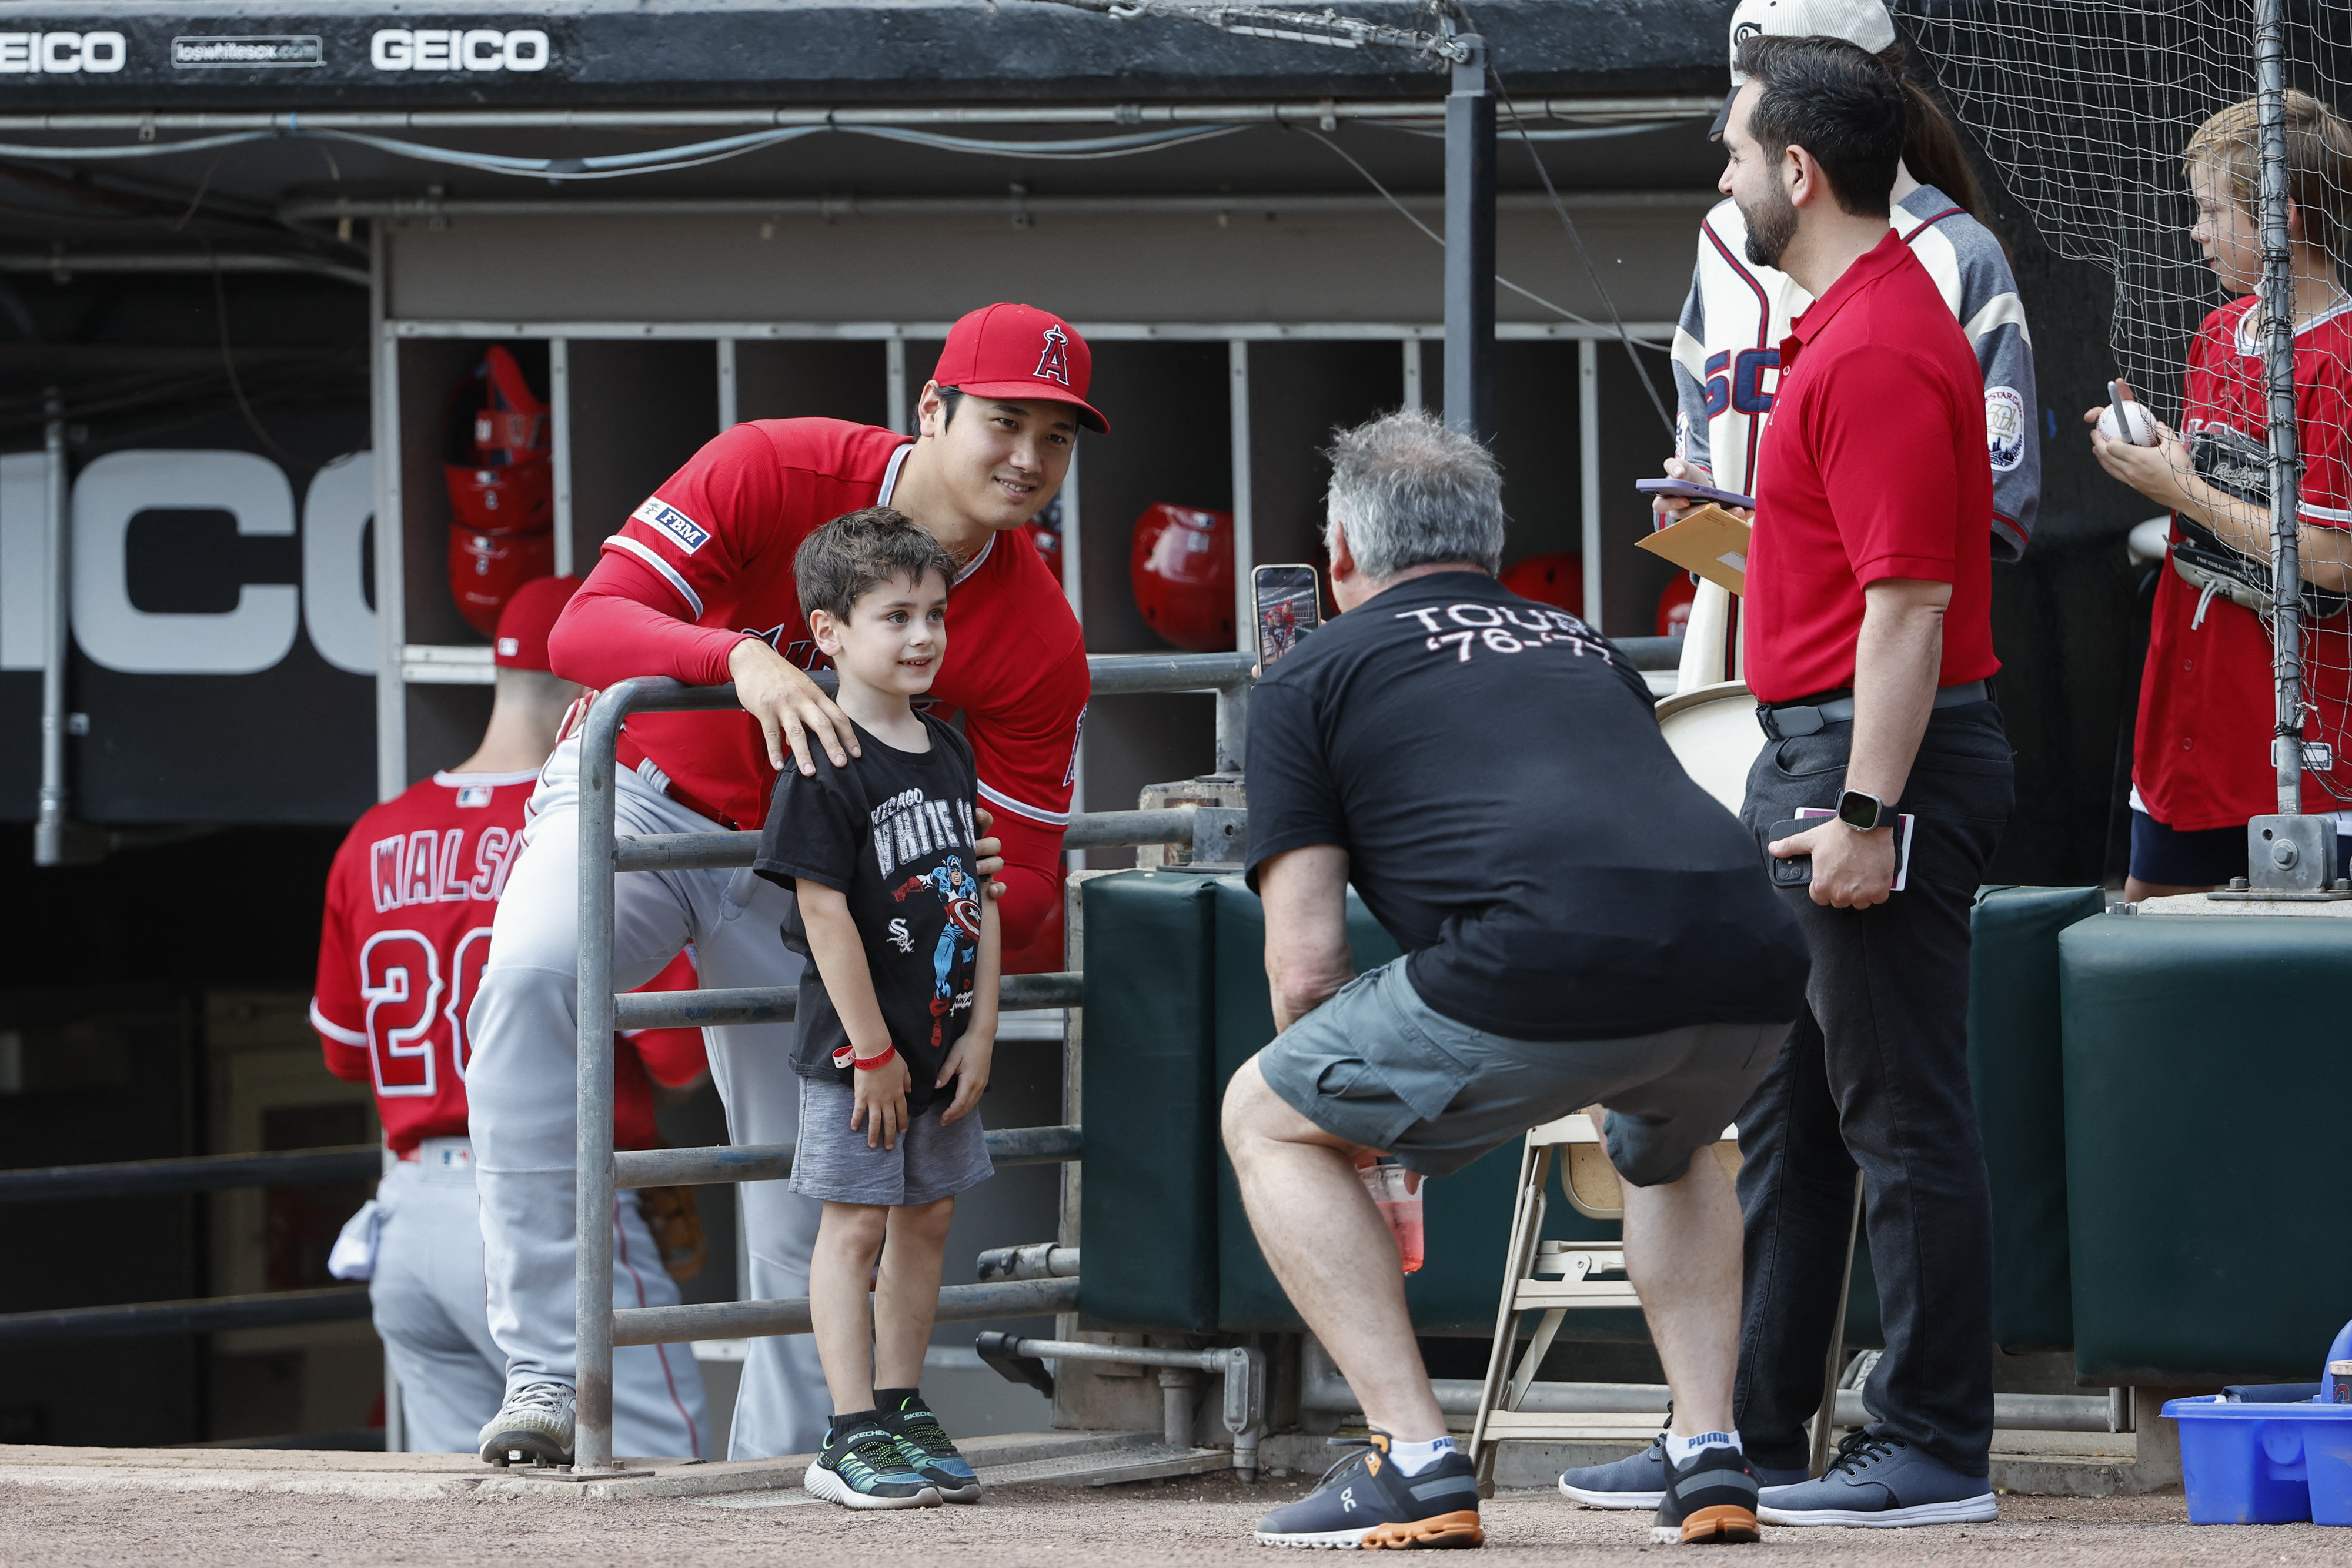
312, 576, 711, 1458
467, 303, 1099, 1463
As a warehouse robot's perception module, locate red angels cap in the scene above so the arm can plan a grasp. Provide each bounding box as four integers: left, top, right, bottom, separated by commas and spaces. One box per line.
933, 303, 1110, 433
492, 573, 583, 671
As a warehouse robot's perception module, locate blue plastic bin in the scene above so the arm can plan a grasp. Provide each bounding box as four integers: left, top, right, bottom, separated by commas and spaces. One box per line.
2164, 1396, 2352, 1524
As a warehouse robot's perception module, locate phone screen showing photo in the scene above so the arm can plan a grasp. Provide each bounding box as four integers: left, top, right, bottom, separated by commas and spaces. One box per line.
1252, 564, 1322, 670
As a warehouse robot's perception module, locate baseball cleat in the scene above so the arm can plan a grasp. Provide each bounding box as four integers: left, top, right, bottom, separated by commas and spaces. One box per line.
804, 1418, 943, 1510
877, 1393, 983, 1502
1648, 1439, 1760, 1545
1253, 1433, 1483, 1549
477, 1380, 576, 1467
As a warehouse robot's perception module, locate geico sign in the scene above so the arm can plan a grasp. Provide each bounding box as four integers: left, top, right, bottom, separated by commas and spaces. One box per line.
371, 29, 549, 72
0, 32, 128, 73
0, 449, 377, 678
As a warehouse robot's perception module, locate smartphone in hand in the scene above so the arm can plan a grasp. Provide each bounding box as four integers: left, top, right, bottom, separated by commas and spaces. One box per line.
1637, 477, 1757, 512
1252, 563, 1321, 671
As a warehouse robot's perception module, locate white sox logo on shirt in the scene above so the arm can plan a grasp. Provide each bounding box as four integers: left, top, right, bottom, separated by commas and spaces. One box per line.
631, 496, 710, 553
1034, 326, 1073, 387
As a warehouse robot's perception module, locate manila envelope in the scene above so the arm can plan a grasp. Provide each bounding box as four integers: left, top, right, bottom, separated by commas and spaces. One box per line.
1634, 503, 1753, 596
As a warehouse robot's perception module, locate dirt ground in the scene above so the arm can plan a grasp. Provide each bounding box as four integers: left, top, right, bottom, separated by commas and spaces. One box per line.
4, 1470, 2344, 1566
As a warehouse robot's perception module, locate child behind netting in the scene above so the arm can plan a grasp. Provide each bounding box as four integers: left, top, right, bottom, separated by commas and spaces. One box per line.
2089, 88, 2352, 899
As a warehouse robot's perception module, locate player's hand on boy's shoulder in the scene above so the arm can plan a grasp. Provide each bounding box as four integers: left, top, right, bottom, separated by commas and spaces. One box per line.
971, 806, 1007, 900
729, 636, 863, 778
936, 1033, 994, 1126
850, 1047, 912, 1149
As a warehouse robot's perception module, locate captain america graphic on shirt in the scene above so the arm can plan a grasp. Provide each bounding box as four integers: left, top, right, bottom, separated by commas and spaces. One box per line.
756, 710, 984, 1116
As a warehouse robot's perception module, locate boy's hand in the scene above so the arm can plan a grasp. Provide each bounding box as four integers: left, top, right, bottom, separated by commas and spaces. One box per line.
936, 1032, 995, 1126
849, 1049, 912, 1149
972, 806, 1007, 901
2086, 405, 2191, 510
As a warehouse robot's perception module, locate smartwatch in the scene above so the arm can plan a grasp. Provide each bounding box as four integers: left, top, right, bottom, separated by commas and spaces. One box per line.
1835, 788, 1886, 832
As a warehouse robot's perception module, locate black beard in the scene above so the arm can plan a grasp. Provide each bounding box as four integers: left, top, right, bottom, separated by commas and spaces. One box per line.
1742, 184, 1798, 269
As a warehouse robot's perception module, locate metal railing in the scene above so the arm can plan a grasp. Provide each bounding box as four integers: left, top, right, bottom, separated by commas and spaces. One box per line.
567, 652, 1255, 1470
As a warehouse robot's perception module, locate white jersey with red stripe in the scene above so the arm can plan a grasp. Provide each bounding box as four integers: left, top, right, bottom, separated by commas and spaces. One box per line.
312, 770, 676, 1155
1671, 184, 2042, 561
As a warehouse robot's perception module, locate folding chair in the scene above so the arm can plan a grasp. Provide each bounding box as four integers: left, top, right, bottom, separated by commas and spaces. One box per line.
1466, 1109, 1742, 1491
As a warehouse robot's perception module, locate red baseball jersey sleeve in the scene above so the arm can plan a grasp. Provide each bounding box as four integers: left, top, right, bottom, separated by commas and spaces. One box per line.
2133, 297, 2352, 829
312, 768, 676, 1155
546, 417, 1087, 949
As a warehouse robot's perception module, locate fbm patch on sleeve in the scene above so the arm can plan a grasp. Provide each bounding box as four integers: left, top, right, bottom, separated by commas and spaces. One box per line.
630, 496, 711, 553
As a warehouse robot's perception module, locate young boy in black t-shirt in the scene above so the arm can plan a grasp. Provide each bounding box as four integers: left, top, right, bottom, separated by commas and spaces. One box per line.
754, 507, 1000, 1510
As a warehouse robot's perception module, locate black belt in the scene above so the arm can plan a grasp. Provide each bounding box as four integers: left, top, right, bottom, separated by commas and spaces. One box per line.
1756, 680, 1990, 741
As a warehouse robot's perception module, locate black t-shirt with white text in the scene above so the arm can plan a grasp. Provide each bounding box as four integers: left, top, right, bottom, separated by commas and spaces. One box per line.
755, 713, 984, 1114
1244, 571, 1809, 1041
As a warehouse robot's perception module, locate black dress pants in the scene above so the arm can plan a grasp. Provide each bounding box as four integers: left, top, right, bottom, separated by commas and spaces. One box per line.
1732, 699, 2014, 1477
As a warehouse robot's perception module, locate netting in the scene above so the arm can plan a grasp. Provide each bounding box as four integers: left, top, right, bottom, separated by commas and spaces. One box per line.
1899, 0, 2352, 828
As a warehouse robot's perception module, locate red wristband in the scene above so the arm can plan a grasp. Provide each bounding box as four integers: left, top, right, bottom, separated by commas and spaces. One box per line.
843, 1044, 897, 1072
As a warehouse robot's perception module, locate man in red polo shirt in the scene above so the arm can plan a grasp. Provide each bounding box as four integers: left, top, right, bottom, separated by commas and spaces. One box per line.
1721, 39, 2011, 1527
466, 304, 1098, 1466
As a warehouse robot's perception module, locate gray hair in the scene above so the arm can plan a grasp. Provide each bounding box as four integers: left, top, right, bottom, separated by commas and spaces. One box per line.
1322, 409, 1505, 580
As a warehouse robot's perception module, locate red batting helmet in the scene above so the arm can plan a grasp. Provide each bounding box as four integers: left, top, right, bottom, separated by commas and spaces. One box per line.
1499, 551, 1585, 614
449, 525, 556, 637
1130, 503, 1234, 654
445, 346, 553, 534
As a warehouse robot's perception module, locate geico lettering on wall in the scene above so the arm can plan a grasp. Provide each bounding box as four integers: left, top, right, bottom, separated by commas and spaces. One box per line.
0, 32, 128, 73
0, 448, 377, 678
370, 29, 550, 71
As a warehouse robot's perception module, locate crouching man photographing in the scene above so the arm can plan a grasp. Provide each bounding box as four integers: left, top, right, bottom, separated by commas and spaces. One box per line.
1224, 410, 1812, 1550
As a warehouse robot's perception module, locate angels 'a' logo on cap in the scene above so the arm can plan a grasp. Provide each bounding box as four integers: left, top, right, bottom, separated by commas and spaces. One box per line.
1034, 325, 1072, 386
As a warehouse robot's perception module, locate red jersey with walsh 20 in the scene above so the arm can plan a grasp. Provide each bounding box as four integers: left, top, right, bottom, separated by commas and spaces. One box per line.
1742, 229, 2001, 705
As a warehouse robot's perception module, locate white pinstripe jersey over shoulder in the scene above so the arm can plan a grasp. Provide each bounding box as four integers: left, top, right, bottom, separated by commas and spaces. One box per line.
1671, 184, 2042, 562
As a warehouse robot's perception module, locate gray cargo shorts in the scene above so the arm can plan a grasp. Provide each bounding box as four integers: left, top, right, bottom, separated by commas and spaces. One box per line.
789, 1077, 994, 1206
1252, 958, 1788, 1182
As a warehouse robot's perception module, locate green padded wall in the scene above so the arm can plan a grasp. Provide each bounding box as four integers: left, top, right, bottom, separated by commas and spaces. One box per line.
1207, 877, 1648, 1339
1079, 870, 1222, 1331
1969, 885, 2107, 1351
2061, 912, 2352, 1384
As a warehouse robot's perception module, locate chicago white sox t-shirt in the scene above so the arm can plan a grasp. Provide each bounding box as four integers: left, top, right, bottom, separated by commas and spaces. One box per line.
755, 711, 984, 1115
1242, 572, 1809, 1043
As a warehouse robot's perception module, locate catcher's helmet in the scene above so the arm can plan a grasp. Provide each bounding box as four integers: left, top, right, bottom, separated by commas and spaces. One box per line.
1130, 503, 1234, 653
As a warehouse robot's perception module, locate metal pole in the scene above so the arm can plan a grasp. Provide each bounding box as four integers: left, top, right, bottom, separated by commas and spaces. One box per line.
1228, 338, 1254, 659
2256, 0, 2303, 817
549, 338, 574, 577
573, 687, 626, 1470
33, 388, 70, 866
887, 336, 909, 435
716, 338, 738, 432
1444, 35, 1495, 441
369, 225, 409, 803
1578, 339, 1603, 631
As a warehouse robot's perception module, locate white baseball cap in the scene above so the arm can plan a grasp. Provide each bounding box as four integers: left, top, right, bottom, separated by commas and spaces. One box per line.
1711, 0, 1899, 135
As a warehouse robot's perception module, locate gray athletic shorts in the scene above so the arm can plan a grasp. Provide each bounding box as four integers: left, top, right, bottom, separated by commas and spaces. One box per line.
788, 1076, 994, 1206
1254, 958, 1789, 1182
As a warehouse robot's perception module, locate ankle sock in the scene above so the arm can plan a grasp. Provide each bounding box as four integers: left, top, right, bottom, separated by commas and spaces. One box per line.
828, 1408, 881, 1442
1664, 1430, 1743, 1467
874, 1387, 923, 1415
1387, 1435, 1457, 1477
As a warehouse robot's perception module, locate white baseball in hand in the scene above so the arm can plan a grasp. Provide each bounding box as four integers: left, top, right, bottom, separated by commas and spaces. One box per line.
2097, 400, 2160, 447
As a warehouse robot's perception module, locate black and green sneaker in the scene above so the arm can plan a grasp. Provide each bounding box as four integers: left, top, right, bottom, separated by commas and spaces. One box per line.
804, 1415, 943, 1510
878, 1393, 983, 1503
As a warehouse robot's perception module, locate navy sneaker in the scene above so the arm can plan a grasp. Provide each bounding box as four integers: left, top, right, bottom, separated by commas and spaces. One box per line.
877, 1393, 982, 1503
1559, 1434, 1805, 1509
804, 1418, 941, 1510
1649, 1440, 1760, 1545
1756, 1430, 1995, 1527
1254, 1433, 1484, 1549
